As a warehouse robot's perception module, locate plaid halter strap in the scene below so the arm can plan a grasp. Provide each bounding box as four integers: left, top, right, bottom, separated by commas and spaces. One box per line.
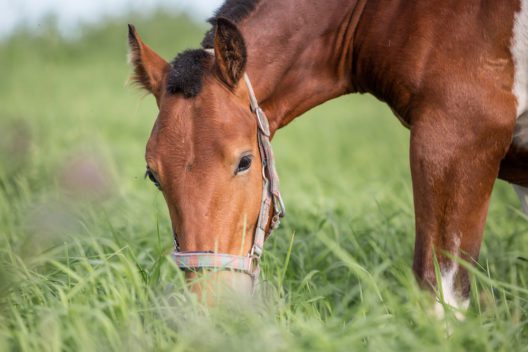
172, 49, 286, 285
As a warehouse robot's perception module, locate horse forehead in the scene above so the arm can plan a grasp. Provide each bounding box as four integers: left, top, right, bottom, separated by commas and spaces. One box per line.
150, 106, 239, 158
148, 87, 254, 159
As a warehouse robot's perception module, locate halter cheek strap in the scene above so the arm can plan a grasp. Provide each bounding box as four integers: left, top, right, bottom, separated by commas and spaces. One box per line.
172, 51, 286, 285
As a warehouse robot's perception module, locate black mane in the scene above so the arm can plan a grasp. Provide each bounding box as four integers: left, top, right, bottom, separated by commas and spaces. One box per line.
166, 0, 260, 97
201, 0, 260, 49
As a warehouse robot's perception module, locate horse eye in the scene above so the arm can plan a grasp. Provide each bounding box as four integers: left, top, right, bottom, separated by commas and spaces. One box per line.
236, 155, 252, 174
145, 169, 161, 189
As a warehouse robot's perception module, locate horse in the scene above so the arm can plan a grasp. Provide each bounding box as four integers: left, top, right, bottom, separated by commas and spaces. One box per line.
128, 0, 528, 314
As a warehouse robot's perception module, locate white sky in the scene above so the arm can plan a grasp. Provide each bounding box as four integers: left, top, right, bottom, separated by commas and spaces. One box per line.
0, 0, 224, 38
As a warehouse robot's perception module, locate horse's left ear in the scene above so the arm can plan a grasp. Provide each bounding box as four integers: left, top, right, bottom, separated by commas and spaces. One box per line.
213, 17, 247, 88
128, 24, 169, 102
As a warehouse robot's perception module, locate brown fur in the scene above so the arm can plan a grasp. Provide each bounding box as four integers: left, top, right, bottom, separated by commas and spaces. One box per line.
128, 24, 169, 104
129, 0, 526, 301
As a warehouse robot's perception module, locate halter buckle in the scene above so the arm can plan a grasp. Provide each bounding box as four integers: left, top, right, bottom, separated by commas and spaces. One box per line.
270, 214, 281, 230
250, 244, 263, 258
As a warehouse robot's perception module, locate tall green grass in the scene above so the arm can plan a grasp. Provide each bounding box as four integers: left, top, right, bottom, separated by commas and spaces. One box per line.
0, 13, 527, 351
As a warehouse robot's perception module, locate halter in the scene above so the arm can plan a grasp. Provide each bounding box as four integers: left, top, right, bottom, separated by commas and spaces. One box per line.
172, 49, 286, 286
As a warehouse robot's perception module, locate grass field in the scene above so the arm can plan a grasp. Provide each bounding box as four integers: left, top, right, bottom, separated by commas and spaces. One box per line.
0, 13, 527, 351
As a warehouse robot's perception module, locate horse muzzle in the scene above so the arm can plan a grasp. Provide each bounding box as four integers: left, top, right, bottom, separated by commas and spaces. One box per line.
183, 266, 257, 303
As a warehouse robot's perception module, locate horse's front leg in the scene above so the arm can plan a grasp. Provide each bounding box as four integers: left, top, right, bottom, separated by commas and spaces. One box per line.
409, 101, 516, 318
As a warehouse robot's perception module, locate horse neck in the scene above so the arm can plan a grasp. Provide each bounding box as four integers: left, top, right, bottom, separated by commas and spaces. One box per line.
238, 0, 368, 135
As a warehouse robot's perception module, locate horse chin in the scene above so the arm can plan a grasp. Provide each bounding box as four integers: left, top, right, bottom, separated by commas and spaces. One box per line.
186, 270, 254, 305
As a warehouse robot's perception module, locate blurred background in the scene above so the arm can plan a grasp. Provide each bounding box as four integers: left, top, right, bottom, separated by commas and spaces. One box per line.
0, 0, 223, 38
0, 1, 526, 351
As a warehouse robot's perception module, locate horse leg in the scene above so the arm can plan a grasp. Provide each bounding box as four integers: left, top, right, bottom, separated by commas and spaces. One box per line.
514, 185, 528, 214
409, 103, 515, 318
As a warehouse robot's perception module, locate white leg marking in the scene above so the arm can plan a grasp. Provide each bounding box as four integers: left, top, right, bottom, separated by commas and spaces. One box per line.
433, 236, 469, 321
433, 264, 469, 321
514, 185, 528, 214
512, 0, 528, 117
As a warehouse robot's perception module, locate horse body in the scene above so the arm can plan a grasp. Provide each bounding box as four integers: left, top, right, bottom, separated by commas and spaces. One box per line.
232, 0, 525, 308
129, 0, 527, 311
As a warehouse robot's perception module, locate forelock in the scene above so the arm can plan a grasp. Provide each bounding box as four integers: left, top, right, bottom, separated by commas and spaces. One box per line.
166, 49, 211, 98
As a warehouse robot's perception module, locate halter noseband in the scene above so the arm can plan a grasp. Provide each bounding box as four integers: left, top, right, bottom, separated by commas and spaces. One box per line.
172, 49, 286, 285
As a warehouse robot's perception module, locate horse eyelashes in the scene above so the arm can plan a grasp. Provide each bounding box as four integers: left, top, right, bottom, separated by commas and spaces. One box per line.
145, 169, 161, 190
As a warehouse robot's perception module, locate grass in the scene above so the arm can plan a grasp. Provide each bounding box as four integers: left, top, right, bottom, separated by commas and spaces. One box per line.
0, 13, 527, 352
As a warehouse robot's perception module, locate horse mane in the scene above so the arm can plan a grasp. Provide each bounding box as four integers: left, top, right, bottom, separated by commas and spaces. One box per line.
201, 0, 261, 49
166, 0, 260, 97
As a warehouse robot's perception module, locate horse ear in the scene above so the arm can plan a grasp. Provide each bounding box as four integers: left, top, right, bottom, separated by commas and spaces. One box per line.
128, 24, 169, 100
213, 17, 247, 88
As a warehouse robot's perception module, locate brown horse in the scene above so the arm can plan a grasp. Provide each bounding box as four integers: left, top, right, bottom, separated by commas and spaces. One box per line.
128, 0, 528, 313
